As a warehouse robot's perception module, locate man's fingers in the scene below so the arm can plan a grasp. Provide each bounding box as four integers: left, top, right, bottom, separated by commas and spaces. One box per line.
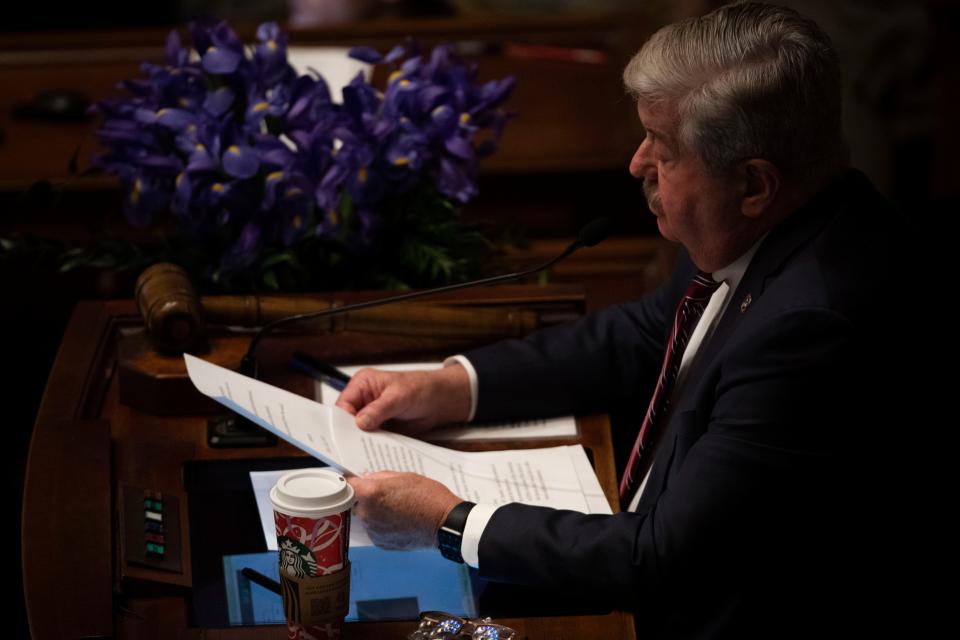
347, 473, 401, 521
334, 369, 443, 434
345, 475, 361, 494
346, 471, 400, 494
335, 398, 358, 415
363, 470, 402, 481
355, 397, 391, 431
335, 370, 381, 414
354, 385, 409, 431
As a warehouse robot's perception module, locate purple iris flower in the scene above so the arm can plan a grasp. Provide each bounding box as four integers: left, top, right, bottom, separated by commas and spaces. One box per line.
97, 121, 148, 146
473, 77, 516, 114
186, 144, 218, 173
202, 23, 244, 74
274, 179, 313, 246
119, 78, 153, 99
387, 133, 427, 172
222, 144, 260, 179
253, 22, 295, 87
401, 56, 423, 76
173, 172, 193, 215
255, 134, 296, 171
315, 162, 348, 210
443, 135, 474, 161
416, 85, 448, 113
139, 154, 184, 174
256, 22, 282, 47
203, 88, 235, 117
264, 85, 291, 118
123, 175, 170, 227
165, 30, 189, 67
188, 21, 215, 55
348, 46, 382, 65
203, 46, 242, 75
384, 45, 406, 64
156, 108, 195, 130
342, 73, 380, 119
222, 222, 261, 270
93, 22, 514, 285
284, 75, 334, 132
437, 157, 477, 203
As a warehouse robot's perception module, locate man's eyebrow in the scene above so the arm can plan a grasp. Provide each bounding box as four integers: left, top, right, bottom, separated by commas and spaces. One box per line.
645, 126, 677, 150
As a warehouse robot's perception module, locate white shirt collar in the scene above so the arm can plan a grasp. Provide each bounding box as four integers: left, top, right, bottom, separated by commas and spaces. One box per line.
710, 231, 769, 292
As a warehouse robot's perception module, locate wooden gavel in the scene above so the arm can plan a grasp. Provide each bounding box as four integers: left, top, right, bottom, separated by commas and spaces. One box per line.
135, 263, 543, 353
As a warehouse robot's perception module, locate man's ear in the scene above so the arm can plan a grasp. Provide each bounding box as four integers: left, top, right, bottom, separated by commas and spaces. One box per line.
740, 159, 781, 218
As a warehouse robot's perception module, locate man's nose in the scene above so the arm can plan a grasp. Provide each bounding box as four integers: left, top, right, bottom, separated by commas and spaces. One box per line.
629, 140, 656, 180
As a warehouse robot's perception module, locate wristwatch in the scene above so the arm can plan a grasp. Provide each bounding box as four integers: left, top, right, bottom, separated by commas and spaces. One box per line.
437, 501, 476, 563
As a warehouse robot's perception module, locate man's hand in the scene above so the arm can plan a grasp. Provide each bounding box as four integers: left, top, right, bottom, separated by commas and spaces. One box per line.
335, 364, 471, 436
347, 471, 462, 550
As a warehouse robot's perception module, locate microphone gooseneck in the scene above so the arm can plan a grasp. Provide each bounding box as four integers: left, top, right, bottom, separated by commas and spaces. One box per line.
578, 217, 610, 248
240, 218, 610, 377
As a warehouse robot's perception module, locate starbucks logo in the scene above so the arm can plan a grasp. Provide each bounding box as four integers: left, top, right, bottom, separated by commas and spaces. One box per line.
278, 536, 318, 578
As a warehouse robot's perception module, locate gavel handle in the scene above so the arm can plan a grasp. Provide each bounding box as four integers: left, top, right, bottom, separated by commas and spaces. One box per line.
201, 296, 541, 340
200, 295, 333, 327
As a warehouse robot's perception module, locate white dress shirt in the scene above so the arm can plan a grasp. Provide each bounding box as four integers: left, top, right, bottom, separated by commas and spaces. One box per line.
445, 237, 766, 568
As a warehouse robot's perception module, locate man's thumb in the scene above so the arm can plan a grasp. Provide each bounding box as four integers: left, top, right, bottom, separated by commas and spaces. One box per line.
355, 395, 395, 431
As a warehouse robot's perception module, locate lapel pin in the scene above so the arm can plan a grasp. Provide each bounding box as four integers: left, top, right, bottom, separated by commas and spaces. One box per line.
740, 294, 753, 313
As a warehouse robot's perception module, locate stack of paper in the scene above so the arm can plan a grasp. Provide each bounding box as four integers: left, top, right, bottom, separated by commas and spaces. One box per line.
184, 355, 612, 535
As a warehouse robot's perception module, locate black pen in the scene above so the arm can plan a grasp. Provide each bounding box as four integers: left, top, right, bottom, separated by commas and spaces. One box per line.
241, 567, 281, 595
290, 351, 352, 391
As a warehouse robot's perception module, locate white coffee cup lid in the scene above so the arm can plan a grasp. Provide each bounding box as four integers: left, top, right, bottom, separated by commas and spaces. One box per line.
269, 468, 354, 518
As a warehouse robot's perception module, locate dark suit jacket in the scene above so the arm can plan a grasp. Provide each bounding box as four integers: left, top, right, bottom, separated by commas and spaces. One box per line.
463, 170, 926, 638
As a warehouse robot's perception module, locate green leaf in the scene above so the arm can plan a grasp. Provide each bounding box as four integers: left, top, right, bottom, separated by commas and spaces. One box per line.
261, 270, 279, 290
260, 251, 298, 270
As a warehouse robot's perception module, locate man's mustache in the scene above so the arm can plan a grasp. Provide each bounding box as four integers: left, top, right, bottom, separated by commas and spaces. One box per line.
643, 181, 661, 213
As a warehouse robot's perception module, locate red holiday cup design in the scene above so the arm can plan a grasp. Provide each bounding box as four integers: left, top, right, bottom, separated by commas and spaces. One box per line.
270, 469, 354, 640
274, 511, 349, 575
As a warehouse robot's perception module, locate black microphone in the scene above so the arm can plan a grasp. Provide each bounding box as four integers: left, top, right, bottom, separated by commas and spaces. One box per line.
240, 217, 610, 378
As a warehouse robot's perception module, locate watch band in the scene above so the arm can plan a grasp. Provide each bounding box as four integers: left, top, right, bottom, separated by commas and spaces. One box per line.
437, 501, 476, 563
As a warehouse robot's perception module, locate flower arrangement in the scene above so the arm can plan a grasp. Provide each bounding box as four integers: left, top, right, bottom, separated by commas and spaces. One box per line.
92, 21, 514, 291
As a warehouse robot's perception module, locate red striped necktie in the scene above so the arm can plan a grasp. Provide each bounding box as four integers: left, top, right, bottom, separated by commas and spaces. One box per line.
619, 270, 722, 509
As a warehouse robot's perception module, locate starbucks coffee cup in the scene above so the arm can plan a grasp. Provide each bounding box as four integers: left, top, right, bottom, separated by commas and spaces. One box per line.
270, 468, 354, 640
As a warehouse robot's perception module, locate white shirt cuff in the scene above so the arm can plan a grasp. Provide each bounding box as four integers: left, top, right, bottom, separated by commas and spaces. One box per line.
460, 503, 499, 568
443, 355, 478, 423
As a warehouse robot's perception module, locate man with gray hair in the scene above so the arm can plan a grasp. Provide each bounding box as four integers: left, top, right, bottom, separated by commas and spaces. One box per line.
337, 3, 920, 636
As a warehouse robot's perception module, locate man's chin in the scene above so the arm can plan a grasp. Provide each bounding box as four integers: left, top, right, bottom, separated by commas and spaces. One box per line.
656, 217, 677, 243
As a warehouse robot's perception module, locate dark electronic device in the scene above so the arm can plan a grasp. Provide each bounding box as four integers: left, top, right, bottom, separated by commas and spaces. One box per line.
207, 413, 278, 448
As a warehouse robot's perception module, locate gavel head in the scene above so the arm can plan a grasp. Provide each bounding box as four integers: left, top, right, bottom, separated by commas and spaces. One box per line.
135, 263, 206, 353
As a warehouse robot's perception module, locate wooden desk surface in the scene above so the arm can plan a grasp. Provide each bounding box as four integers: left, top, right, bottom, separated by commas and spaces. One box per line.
22, 285, 636, 639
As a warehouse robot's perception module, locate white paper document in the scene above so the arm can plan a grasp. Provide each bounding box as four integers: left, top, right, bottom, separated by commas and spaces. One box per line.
184, 354, 612, 543
316, 362, 579, 442
286, 47, 370, 103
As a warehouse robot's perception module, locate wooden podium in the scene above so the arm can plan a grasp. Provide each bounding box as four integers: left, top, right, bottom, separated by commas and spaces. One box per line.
21, 284, 636, 639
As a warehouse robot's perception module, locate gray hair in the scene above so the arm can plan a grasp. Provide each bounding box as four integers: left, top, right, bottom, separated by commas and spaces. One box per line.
624, 2, 845, 176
